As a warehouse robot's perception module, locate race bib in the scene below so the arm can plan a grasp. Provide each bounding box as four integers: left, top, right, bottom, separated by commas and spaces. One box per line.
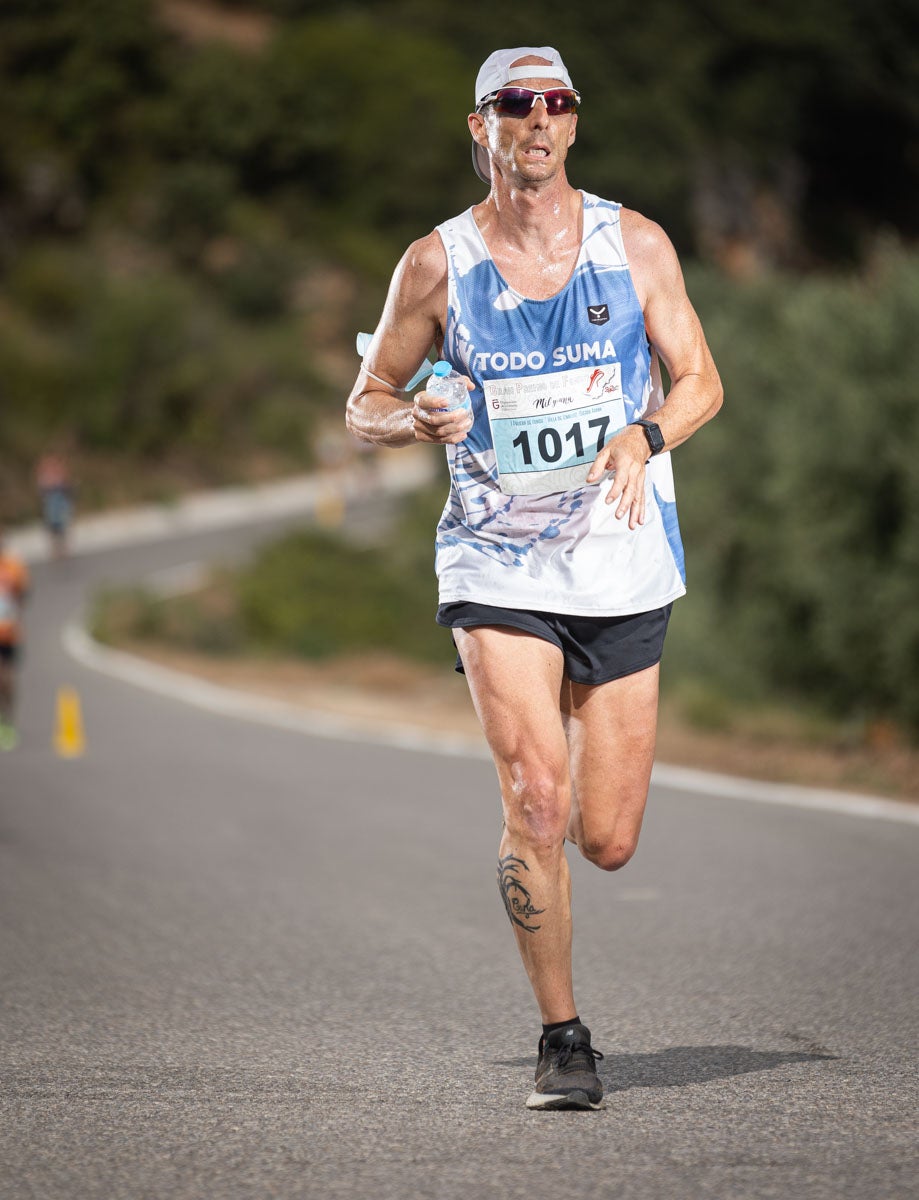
483, 364, 627, 495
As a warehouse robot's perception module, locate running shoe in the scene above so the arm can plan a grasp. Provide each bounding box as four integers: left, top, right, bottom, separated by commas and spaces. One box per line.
526, 1023, 605, 1110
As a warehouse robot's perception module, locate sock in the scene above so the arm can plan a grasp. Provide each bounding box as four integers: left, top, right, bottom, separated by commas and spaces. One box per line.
542, 1016, 580, 1039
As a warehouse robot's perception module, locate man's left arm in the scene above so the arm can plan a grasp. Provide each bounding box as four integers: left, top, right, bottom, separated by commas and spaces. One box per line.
587, 213, 723, 527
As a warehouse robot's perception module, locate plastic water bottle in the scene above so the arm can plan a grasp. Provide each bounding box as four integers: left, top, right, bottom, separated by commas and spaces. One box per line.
426, 361, 472, 422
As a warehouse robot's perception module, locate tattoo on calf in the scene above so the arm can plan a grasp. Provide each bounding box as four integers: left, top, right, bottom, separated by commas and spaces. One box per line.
497, 853, 546, 933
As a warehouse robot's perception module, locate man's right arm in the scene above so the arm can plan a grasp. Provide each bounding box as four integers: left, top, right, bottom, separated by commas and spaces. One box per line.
345, 233, 471, 449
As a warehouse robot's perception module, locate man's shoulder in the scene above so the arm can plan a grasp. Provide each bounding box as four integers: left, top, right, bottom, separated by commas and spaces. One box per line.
620, 208, 683, 300
396, 229, 448, 289
620, 208, 675, 259
381, 228, 449, 329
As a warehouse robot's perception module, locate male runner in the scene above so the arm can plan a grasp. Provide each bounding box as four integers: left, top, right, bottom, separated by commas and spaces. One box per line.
346, 46, 722, 1110
0, 529, 30, 750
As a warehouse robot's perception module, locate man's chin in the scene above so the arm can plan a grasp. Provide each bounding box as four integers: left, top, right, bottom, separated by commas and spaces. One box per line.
512, 158, 558, 184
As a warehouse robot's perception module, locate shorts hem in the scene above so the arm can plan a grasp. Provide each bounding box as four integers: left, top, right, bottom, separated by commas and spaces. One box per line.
437, 611, 565, 651
566, 651, 664, 687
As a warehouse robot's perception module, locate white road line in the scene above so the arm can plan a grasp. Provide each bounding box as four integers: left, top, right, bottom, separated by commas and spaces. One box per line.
63, 620, 919, 827
62, 621, 486, 761
650, 762, 919, 825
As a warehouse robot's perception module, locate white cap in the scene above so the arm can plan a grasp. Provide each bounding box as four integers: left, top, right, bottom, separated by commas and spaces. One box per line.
471, 47, 574, 184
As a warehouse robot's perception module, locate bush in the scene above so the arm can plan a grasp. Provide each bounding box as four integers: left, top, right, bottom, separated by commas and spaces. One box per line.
0, 240, 334, 488
92, 483, 453, 665
237, 486, 449, 663
216, 242, 294, 320
5, 242, 97, 324
154, 161, 235, 263
91, 578, 245, 656
671, 243, 919, 731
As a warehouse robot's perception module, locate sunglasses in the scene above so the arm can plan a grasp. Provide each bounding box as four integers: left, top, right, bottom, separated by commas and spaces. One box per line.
478, 87, 581, 118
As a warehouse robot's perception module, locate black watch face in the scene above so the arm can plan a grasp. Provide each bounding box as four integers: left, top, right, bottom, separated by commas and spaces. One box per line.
640, 421, 664, 454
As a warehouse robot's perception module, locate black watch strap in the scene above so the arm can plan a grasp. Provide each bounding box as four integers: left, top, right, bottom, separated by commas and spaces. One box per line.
633, 419, 665, 456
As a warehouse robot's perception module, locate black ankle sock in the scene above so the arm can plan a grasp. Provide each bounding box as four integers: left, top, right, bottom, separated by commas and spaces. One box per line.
542, 1016, 580, 1038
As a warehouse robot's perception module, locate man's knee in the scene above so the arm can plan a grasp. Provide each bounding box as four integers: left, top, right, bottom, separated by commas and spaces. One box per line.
503, 762, 570, 854
578, 833, 639, 872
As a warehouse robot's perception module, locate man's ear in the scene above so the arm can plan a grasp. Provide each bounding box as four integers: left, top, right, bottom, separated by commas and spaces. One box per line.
568, 114, 578, 148
468, 111, 488, 147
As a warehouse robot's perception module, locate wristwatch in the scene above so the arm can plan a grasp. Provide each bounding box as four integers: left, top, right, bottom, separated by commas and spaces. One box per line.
632, 418, 665, 456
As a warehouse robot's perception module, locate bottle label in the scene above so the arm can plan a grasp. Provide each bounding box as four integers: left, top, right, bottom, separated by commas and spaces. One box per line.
436, 391, 470, 412
482, 364, 626, 495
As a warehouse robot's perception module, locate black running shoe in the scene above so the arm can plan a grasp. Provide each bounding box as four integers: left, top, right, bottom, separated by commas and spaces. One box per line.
526, 1023, 604, 1110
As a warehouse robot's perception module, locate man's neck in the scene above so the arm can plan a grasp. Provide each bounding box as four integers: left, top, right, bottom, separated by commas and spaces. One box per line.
472, 177, 583, 301
476, 176, 581, 249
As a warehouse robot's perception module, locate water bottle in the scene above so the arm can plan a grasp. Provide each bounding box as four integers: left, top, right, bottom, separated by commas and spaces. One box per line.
426, 361, 473, 422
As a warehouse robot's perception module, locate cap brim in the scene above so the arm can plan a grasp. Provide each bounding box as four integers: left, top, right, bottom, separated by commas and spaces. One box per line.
471, 140, 491, 184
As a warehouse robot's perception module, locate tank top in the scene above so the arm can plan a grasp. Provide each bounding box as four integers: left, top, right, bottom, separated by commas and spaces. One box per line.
433, 191, 686, 616
0, 553, 28, 644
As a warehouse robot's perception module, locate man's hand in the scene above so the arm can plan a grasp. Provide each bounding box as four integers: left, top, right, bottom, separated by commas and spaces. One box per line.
586, 425, 649, 528
412, 379, 474, 445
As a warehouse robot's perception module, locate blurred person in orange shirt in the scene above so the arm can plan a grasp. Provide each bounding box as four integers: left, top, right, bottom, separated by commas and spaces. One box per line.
0, 530, 30, 750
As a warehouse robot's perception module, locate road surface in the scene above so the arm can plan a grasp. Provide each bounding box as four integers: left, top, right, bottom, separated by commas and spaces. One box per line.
1, 496, 917, 1199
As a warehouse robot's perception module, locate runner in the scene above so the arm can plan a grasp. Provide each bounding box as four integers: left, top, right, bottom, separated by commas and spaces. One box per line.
346, 46, 723, 1109
0, 529, 30, 750
36, 449, 74, 560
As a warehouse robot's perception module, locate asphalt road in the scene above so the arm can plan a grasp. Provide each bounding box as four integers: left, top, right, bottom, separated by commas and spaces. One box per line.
1, 506, 917, 1200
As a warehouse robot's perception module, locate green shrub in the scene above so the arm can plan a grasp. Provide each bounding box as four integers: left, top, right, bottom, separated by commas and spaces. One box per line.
91, 579, 244, 656
154, 161, 235, 262
672, 244, 919, 731
5, 244, 98, 325
216, 243, 294, 320
237, 492, 448, 664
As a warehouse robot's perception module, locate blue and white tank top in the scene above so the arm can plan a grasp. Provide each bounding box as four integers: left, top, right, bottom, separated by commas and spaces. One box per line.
434, 192, 686, 616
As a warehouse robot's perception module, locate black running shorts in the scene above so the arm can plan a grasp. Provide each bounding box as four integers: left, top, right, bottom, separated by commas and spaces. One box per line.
436, 601, 673, 686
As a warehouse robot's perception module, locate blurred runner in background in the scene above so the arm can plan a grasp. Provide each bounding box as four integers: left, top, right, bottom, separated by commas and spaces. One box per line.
36, 448, 74, 559
0, 529, 30, 750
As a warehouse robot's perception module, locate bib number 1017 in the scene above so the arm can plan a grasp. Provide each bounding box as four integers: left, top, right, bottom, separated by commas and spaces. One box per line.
511, 415, 611, 467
